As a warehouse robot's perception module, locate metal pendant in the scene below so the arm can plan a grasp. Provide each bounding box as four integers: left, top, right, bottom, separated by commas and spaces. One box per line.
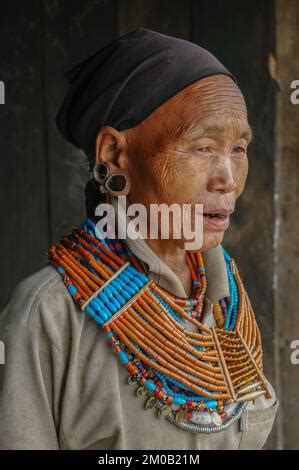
157, 404, 172, 418
236, 389, 266, 402
175, 409, 187, 423
127, 375, 137, 385
145, 396, 159, 410
136, 386, 147, 398
237, 381, 262, 396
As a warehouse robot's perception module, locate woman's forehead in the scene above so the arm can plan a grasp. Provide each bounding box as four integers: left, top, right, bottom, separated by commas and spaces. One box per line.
185, 113, 252, 142
128, 76, 250, 147
153, 76, 249, 141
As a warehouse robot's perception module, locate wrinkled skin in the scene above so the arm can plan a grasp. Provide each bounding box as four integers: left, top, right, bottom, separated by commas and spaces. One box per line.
95, 75, 252, 295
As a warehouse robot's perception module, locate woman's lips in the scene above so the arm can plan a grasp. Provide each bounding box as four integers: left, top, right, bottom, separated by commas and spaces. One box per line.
203, 214, 230, 229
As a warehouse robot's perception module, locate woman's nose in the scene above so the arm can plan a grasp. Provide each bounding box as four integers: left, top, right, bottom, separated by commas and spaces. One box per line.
207, 158, 237, 193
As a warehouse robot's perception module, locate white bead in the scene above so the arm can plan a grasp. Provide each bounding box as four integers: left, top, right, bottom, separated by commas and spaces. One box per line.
189, 411, 212, 425
211, 412, 222, 427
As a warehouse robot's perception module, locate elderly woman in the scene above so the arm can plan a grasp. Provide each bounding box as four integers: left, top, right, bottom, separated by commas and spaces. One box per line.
0, 28, 278, 450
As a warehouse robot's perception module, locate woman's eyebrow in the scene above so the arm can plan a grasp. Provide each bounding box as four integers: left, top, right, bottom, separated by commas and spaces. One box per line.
188, 123, 253, 142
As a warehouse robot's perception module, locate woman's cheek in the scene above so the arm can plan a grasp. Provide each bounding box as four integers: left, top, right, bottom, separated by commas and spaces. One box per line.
167, 155, 207, 197
150, 159, 184, 201
234, 158, 248, 197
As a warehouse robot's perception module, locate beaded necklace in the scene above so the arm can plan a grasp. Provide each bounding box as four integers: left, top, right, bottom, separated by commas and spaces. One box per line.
48, 212, 272, 434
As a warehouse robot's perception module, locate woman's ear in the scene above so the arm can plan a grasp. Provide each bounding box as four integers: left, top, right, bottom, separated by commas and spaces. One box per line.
95, 126, 129, 172
94, 126, 131, 197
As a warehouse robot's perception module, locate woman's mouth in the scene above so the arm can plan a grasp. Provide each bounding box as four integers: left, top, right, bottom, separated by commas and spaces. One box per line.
203, 213, 230, 229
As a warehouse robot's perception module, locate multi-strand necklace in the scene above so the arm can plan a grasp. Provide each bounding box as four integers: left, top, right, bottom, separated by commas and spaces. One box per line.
48, 216, 272, 434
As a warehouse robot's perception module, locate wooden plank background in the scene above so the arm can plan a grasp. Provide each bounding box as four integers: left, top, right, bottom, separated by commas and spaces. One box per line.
0, 0, 298, 449
275, 0, 299, 450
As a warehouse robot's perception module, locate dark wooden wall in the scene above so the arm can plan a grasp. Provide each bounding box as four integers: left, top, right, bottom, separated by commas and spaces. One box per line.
0, 0, 298, 449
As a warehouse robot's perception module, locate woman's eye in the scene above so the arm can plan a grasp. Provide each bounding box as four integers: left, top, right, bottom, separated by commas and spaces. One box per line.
232, 146, 247, 154
196, 146, 212, 153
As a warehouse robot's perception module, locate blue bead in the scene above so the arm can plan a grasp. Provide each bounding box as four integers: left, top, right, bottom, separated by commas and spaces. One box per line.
105, 301, 118, 313
89, 299, 101, 312
85, 305, 105, 325
57, 266, 65, 274
120, 289, 131, 301
89, 300, 109, 321
129, 281, 140, 292
111, 279, 122, 290
123, 284, 137, 296
67, 284, 77, 296
98, 291, 109, 303
117, 278, 127, 288
86, 218, 96, 230
137, 273, 149, 283
143, 380, 157, 392
110, 296, 121, 310
205, 400, 218, 409
103, 286, 113, 298
126, 266, 138, 275
114, 292, 126, 305
172, 396, 187, 405
93, 297, 105, 309
132, 276, 144, 288
119, 273, 131, 282
118, 351, 129, 364
125, 269, 145, 288
95, 301, 112, 319
108, 284, 118, 296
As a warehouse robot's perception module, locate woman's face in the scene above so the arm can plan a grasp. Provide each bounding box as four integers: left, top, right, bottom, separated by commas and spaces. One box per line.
125, 75, 252, 252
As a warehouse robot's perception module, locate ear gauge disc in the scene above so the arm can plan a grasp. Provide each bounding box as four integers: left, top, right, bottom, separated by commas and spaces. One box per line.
105, 173, 128, 193
93, 162, 109, 183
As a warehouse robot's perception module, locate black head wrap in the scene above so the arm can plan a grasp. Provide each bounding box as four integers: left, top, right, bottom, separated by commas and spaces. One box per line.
56, 27, 236, 161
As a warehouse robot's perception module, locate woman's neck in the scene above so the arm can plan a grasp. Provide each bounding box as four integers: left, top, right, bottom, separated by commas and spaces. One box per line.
145, 238, 192, 297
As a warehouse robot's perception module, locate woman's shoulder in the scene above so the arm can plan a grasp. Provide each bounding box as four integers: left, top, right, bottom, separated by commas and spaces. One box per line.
0, 263, 83, 333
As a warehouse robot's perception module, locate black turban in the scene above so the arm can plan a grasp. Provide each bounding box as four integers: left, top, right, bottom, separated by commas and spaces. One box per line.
56, 27, 236, 160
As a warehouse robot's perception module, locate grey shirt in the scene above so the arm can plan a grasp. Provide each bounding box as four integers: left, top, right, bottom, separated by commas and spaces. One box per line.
0, 209, 278, 449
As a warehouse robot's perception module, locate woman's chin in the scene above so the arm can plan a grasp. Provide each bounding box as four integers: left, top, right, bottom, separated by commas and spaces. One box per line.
201, 231, 225, 251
